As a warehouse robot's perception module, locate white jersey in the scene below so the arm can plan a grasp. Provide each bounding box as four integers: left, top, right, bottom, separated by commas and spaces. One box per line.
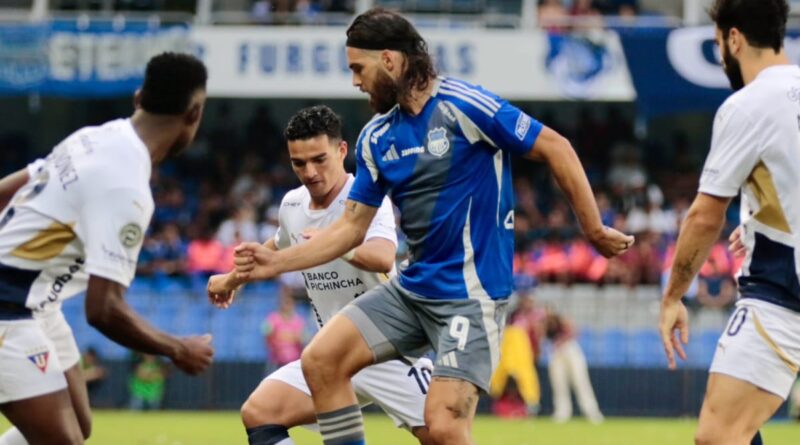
699, 65, 800, 313
0, 119, 153, 312
274, 174, 397, 326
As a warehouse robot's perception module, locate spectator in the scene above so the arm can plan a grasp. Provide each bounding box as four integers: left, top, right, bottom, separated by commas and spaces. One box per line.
490, 282, 546, 417
217, 205, 259, 247
80, 347, 106, 398
187, 223, 226, 276
128, 354, 167, 411
546, 311, 604, 424
261, 293, 305, 372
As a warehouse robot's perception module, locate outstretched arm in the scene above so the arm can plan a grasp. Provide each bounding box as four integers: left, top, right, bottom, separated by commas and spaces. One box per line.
235, 200, 378, 282
525, 127, 633, 257
86, 275, 213, 375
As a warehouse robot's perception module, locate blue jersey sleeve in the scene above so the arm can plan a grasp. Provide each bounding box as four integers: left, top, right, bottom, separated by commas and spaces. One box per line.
348, 127, 389, 208
437, 78, 543, 156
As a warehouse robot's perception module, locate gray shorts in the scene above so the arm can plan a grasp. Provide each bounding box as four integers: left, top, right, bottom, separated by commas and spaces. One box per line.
341, 278, 507, 393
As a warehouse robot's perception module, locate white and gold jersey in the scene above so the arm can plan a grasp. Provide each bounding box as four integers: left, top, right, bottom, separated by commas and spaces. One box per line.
0, 118, 153, 312
699, 65, 800, 313
274, 174, 397, 327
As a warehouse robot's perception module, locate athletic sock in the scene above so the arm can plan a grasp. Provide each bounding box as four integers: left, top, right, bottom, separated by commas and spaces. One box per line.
245, 424, 295, 445
0, 428, 28, 445
317, 405, 366, 445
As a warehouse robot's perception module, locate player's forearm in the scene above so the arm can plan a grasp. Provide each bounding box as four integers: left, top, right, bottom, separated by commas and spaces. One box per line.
347, 238, 396, 273
664, 210, 725, 303
0, 168, 29, 210
87, 292, 181, 358
544, 140, 604, 240
274, 218, 365, 274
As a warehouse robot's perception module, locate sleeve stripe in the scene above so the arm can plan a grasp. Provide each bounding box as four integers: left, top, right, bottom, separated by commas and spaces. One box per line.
442, 79, 501, 111
438, 86, 496, 118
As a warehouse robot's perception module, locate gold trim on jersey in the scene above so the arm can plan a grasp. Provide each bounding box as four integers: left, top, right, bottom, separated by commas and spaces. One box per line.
10, 221, 76, 261
746, 162, 791, 234
752, 311, 799, 374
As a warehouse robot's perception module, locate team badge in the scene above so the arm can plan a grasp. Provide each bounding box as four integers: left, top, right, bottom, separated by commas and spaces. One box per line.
119, 223, 143, 248
427, 127, 450, 157
28, 351, 50, 373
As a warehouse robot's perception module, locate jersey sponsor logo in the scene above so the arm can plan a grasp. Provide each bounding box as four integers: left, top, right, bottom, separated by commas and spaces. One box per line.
401, 146, 425, 157
282, 201, 301, 207
515, 114, 531, 141
302, 271, 365, 292
27, 350, 50, 373
119, 223, 143, 248
427, 127, 450, 157
39, 257, 85, 310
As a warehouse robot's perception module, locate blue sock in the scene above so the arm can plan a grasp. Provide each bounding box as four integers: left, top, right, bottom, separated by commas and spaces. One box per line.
317, 405, 365, 445
751, 430, 763, 445
245, 424, 295, 445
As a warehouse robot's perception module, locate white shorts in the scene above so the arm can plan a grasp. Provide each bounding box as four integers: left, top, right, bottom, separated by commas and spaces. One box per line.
35, 308, 81, 370
266, 358, 432, 429
0, 319, 67, 404
710, 299, 800, 399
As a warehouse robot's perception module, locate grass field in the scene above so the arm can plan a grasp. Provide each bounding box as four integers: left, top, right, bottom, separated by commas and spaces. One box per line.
2, 411, 798, 445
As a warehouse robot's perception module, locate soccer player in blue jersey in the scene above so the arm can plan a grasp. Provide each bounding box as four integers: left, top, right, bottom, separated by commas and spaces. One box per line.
233, 8, 633, 445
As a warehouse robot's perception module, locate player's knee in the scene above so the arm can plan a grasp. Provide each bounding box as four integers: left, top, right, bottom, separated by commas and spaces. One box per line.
300, 344, 341, 381
241, 395, 282, 428
425, 411, 469, 445
694, 426, 724, 445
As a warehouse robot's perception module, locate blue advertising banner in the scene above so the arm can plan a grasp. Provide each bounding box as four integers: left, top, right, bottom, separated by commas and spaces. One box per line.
0, 19, 190, 97
619, 26, 800, 116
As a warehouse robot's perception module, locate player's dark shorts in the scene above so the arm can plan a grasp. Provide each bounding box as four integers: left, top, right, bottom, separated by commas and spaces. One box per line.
341, 277, 507, 393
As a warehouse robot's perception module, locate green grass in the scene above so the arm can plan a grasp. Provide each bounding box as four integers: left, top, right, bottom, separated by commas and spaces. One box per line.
1, 411, 798, 444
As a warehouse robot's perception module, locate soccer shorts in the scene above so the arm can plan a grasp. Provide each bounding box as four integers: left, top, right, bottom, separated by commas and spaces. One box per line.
710, 298, 800, 399
341, 277, 507, 393
36, 308, 81, 370
265, 358, 431, 429
0, 319, 67, 403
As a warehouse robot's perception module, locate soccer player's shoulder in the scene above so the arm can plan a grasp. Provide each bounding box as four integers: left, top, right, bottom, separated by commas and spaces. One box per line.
435, 77, 504, 119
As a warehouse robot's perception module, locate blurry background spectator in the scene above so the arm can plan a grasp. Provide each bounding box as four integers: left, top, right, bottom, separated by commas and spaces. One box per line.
128, 354, 168, 411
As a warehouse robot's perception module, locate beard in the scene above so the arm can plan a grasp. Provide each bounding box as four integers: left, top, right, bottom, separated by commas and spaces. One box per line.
368, 69, 399, 114
722, 41, 745, 91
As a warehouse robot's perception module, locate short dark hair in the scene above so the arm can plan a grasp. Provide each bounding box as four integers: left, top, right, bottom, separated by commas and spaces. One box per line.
284, 105, 343, 142
140, 52, 208, 115
347, 8, 437, 93
709, 0, 789, 52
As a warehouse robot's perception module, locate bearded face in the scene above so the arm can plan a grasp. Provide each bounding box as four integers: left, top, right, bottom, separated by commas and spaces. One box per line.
368, 68, 400, 114
721, 36, 745, 91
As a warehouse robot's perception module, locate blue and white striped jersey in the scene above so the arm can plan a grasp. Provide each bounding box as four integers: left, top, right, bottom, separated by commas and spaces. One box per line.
349, 77, 543, 301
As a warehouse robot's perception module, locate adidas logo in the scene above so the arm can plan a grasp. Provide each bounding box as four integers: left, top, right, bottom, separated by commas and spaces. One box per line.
382, 144, 400, 162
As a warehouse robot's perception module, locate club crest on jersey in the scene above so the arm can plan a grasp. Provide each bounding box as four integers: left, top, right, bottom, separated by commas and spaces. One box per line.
119, 223, 143, 248
27, 351, 50, 373
427, 127, 450, 157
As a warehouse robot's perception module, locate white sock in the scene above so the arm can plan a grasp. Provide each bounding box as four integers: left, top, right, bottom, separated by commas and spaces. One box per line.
0, 428, 28, 445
